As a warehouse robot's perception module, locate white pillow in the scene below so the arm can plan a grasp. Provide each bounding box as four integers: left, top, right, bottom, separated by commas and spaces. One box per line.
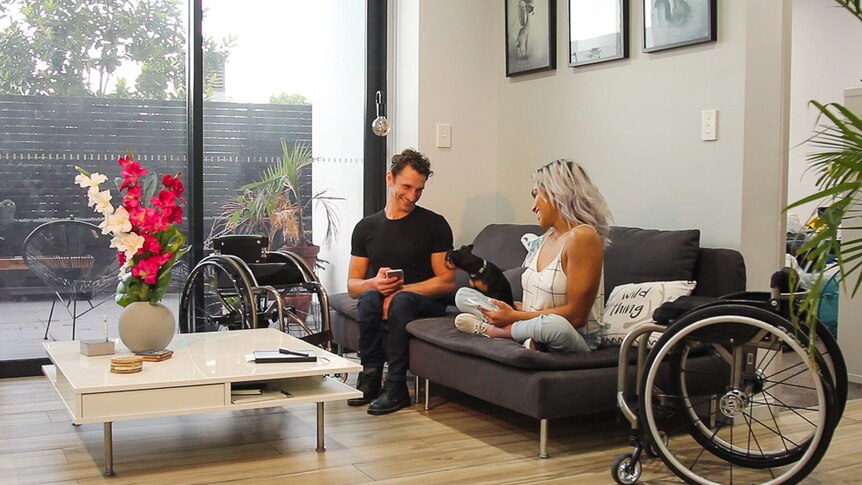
600, 280, 696, 347
520, 233, 542, 266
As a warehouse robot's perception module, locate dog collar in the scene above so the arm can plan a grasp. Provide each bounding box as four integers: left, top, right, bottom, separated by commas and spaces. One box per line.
470, 259, 488, 279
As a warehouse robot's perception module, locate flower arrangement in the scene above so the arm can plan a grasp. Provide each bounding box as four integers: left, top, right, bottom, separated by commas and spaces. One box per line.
75, 153, 189, 306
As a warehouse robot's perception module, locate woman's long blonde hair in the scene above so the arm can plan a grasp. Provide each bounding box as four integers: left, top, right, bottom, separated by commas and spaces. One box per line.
533, 159, 612, 245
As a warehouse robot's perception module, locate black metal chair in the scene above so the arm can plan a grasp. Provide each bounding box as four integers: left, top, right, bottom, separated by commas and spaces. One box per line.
22, 220, 118, 340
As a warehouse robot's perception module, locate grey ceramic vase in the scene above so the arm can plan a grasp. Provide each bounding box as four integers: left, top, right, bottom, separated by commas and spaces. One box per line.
118, 301, 176, 352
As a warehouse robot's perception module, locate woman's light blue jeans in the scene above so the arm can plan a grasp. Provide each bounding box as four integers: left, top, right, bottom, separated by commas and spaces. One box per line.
455, 287, 599, 353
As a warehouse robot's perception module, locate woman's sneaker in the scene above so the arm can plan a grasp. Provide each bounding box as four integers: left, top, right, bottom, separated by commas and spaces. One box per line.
454, 313, 490, 337
523, 338, 548, 352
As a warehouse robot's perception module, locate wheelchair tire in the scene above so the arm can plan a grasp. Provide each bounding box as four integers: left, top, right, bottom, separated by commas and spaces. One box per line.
639, 305, 838, 484
178, 255, 257, 333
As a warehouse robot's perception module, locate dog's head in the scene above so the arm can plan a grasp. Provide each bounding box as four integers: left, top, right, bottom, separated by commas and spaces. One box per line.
445, 244, 479, 271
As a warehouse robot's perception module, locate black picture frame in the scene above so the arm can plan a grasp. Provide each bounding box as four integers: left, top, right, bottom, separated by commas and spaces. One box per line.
642, 0, 716, 52
568, 0, 629, 67
505, 0, 557, 77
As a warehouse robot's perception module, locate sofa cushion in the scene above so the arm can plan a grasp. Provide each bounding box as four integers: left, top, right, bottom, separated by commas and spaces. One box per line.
472, 224, 543, 270
407, 317, 623, 371
604, 227, 700, 298
504, 267, 527, 302
329, 292, 359, 321
692, 248, 747, 297
600, 280, 696, 346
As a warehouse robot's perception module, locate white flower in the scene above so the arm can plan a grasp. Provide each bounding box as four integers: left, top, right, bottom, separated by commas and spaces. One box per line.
110, 232, 145, 259
87, 189, 115, 214
99, 206, 132, 235
75, 172, 108, 190
118, 261, 132, 278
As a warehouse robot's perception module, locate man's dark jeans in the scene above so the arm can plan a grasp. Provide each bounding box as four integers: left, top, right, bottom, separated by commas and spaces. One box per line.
357, 290, 448, 382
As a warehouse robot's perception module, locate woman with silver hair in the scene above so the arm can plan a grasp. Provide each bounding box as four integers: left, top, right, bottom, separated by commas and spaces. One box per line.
454, 159, 611, 352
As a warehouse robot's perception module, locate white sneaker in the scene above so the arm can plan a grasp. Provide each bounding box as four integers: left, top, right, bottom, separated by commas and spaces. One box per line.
523, 338, 547, 352
454, 313, 490, 337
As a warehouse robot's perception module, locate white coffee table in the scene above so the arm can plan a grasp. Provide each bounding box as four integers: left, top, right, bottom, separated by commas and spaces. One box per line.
42, 328, 361, 475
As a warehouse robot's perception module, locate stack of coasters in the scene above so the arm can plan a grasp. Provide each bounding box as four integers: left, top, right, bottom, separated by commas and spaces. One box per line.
110, 356, 143, 374
135, 349, 173, 362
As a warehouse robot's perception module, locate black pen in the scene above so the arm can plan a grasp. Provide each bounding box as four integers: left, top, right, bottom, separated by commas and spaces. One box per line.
278, 347, 311, 357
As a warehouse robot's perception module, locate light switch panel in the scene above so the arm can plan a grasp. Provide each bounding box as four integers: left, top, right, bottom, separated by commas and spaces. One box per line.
436, 123, 452, 148
701, 109, 717, 141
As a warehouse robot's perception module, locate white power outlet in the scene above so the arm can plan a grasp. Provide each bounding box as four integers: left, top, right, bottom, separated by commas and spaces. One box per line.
701, 109, 717, 141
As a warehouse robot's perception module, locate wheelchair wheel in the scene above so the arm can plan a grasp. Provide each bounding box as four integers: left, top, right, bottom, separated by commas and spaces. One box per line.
178, 255, 257, 333
640, 305, 837, 484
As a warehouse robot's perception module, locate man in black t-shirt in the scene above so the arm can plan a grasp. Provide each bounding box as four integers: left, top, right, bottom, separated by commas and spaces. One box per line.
346, 149, 455, 415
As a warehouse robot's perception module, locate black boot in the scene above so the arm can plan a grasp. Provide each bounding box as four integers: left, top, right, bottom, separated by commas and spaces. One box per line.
367, 380, 411, 415
347, 366, 383, 406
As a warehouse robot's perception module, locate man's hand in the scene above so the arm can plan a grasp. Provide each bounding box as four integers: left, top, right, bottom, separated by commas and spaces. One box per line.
375, 267, 404, 296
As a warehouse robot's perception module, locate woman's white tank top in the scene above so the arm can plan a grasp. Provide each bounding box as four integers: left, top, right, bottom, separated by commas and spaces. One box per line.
520, 228, 604, 335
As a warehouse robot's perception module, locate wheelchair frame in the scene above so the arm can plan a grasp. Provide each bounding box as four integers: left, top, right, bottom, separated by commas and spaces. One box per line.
178, 238, 333, 348
611, 286, 847, 485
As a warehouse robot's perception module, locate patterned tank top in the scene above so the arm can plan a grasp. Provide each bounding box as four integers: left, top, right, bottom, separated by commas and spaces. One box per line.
520, 227, 604, 335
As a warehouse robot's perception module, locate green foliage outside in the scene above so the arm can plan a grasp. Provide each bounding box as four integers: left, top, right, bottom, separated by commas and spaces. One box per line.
270, 92, 311, 105
0, 0, 235, 100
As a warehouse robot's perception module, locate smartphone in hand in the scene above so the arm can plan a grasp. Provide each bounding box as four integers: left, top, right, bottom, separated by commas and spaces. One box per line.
385, 269, 404, 280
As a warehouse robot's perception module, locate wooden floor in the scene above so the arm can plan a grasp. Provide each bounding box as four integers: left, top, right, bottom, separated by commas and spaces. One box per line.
2, 376, 862, 485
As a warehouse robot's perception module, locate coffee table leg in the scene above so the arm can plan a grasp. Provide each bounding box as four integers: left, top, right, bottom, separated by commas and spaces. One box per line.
104, 422, 114, 476
316, 402, 325, 451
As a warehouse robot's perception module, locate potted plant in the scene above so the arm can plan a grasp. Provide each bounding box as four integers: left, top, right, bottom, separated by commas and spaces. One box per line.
786, 1, 862, 340
211, 139, 342, 269
0, 199, 15, 224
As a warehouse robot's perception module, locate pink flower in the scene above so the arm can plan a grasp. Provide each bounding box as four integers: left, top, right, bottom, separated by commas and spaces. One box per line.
162, 174, 185, 196
131, 256, 160, 285
142, 234, 162, 254
119, 158, 147, 191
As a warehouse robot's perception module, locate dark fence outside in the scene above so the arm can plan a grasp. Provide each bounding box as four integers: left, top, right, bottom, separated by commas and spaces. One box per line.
0, 95, 312, 298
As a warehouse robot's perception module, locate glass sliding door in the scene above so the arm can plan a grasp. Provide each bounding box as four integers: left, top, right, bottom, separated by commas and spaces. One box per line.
0, 0, 379, 372
0, 0, 189, 361
201, 1, 366, 293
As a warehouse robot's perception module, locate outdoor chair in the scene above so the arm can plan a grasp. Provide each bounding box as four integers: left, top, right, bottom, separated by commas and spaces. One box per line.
22, 220, 118, 340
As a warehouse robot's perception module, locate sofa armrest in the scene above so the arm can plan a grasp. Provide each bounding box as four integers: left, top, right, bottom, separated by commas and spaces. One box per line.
692, 248, 746, 297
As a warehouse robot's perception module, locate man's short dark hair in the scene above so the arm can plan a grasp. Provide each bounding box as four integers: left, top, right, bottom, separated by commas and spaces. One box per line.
390, 148, 433, 179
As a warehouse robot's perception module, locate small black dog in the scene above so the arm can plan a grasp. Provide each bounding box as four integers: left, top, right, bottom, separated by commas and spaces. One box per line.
446, 244, 514, 307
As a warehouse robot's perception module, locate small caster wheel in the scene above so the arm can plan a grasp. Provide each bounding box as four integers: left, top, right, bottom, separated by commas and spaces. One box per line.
611, 452, 642, 485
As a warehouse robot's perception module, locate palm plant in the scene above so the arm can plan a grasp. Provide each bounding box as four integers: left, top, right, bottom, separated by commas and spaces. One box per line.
211, 140, 341, 251
785, 0, 862, 346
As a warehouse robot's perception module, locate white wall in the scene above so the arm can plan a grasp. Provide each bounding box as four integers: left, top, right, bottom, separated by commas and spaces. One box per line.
787, 0, 862, 224
409, 1, 502, 246
407, 0, 792, 288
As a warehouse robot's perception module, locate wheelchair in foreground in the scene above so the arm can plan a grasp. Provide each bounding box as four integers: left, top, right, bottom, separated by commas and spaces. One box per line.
177, 235, 333, 349
611, 271, 848, 485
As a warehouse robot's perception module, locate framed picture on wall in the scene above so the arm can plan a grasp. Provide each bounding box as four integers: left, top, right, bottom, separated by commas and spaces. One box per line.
568, 0, 629, 67
505, 0, 557, 77
642, 0, 716, 53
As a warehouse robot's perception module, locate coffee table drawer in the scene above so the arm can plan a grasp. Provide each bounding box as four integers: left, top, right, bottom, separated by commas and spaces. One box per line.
82, 384, 226, 420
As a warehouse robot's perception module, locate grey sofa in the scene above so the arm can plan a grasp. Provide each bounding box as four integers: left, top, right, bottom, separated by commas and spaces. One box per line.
329, 224, 746, 456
